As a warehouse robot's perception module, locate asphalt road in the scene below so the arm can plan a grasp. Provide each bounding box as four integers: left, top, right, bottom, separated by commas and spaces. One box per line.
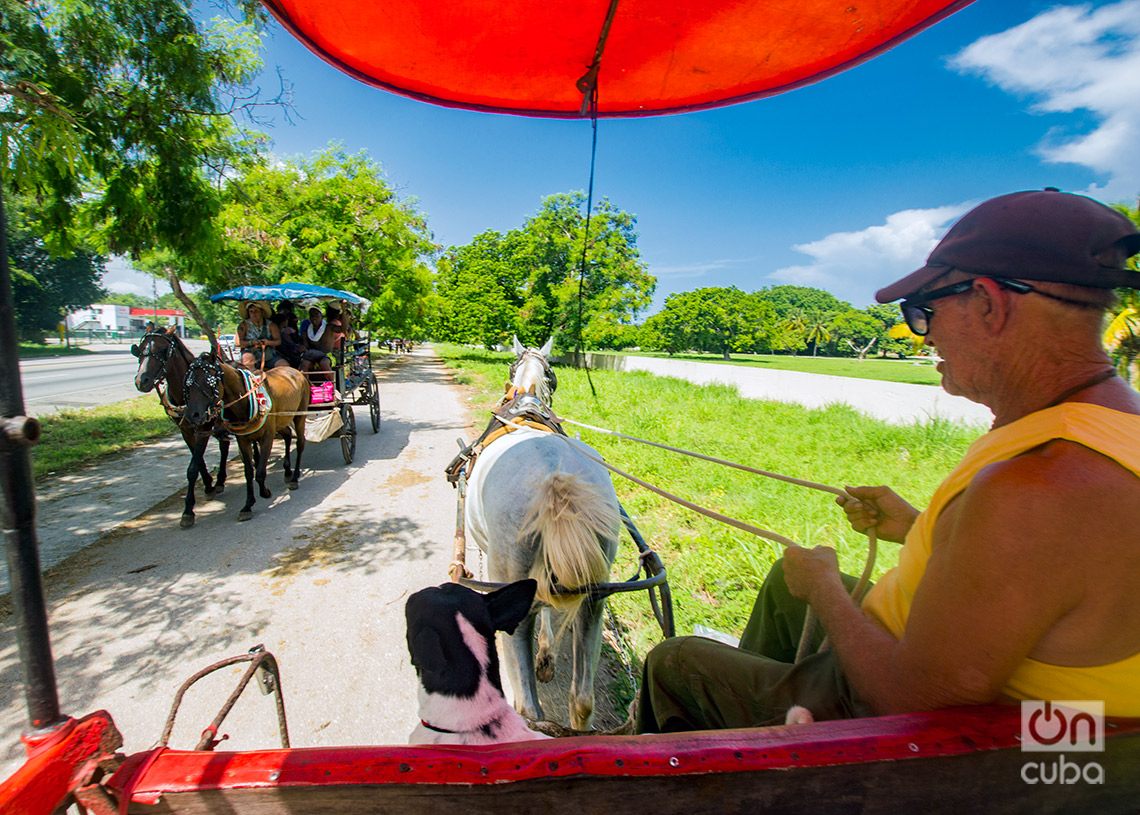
18, 341, 210, 414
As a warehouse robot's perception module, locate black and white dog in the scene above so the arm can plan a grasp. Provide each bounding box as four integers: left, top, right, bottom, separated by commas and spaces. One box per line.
406, 579, 551, 745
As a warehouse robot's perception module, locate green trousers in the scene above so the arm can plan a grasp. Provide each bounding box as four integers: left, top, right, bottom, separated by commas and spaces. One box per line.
634, 559, 873, 733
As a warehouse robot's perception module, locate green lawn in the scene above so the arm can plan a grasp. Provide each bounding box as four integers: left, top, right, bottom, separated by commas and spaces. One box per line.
31, 396, 175, 480
606, 350, 944, 386
18, 342, 95, 358
434, 343, 981, 655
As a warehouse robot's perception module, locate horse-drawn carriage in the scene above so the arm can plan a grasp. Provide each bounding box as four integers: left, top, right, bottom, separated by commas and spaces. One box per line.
209, 283, 382, 465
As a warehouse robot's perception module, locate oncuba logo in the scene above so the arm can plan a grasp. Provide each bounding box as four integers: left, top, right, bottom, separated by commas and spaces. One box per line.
1020, 701, 1105, 785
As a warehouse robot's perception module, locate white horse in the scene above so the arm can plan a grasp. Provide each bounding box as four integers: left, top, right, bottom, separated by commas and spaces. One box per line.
464, 337, 620, 730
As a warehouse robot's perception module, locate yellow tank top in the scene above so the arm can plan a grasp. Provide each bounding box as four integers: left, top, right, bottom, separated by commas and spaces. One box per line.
861, 402, 1140, 717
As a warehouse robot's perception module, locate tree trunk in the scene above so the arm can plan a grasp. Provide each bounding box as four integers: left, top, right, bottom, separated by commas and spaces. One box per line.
166, 268, 217, 349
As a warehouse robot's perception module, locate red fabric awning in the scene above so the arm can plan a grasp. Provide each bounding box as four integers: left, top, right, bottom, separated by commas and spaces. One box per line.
261, 0, 974, 118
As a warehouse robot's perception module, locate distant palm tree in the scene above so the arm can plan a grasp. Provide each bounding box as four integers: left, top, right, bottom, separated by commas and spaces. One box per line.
779, 311, 807, 355
803, 310, 836, 357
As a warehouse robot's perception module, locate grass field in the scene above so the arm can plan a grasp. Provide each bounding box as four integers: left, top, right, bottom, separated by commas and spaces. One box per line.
30, 396, 174, 480
605, 350, 944, 386
435, 343, 982, 656
18, 342, 94, 358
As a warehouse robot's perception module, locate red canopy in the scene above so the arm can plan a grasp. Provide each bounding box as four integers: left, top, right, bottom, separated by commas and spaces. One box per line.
262, 0, 973, 118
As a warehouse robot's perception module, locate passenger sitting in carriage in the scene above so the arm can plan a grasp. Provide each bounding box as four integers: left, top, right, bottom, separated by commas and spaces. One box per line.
272, 301, 303, 367
299, 305, 337, 383
237, 301, 290, 370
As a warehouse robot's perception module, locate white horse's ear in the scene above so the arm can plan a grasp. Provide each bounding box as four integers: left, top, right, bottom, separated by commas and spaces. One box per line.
539, 337, 554, 357
512, 335, 525, 355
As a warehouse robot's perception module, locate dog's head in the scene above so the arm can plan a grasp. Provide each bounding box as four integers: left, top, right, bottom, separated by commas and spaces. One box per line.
405, 580, 537, 698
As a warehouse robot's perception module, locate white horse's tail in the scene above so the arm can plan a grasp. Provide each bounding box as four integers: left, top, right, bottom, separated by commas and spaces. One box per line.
521, 471, 614, 612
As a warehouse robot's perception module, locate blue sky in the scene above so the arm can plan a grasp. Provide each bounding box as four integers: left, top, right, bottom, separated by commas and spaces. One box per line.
106, 0, 1140, 314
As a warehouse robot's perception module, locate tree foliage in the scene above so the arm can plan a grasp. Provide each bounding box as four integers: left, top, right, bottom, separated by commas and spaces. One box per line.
1, 0, 274, 257
431, 192, 654, 350
641, 287, 776, 359
179, 145, 437, 338
7, 202, 105, 340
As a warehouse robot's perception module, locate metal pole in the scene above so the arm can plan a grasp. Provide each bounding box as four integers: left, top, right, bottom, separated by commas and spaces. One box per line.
0, 187, 64, 731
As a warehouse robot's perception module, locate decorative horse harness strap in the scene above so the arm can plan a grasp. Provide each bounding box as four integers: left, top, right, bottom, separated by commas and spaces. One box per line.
445, 391, 565, 486
223, 367, 274, 436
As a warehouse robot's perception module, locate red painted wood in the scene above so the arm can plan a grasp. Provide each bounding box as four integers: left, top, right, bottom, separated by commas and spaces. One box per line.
106, 706, 1140, 801
259, 0, 975, 118
0, 711, 119, 815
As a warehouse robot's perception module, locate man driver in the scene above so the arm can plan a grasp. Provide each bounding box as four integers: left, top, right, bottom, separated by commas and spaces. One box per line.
635, 188, 1140, 732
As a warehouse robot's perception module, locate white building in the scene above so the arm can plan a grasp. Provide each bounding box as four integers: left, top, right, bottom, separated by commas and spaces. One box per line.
66, 304, 186, 336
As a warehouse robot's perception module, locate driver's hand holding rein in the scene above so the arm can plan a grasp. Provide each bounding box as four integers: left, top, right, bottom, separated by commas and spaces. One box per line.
634, 188, 1140, 733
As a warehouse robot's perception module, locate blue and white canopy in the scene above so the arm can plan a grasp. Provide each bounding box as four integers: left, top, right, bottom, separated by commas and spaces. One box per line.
210, 283, 371, 310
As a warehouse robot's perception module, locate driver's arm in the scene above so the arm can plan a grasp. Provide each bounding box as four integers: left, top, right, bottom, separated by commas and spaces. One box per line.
792, 448, 1091, 714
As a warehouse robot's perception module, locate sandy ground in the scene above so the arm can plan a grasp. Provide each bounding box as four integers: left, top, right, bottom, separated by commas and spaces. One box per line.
1, 346, 630, 779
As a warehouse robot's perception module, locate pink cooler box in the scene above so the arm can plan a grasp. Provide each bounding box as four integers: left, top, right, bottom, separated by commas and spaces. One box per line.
310, 381, 335, 403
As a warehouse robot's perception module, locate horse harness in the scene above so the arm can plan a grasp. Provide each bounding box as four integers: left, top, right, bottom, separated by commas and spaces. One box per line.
138, 332, 191, 422
185, 356, 273, 436
445, 391, 566, 486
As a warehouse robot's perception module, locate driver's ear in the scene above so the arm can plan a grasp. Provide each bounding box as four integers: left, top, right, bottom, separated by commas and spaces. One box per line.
973, 278, 1010, 334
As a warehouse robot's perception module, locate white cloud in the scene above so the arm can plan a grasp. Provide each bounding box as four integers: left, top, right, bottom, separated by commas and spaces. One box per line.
766, 204, 970, 306
648, 256, 758, 279
949, 0, 1140, 201
101, 257, 171, 298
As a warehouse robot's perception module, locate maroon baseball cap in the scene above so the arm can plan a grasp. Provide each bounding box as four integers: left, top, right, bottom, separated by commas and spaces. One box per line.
876, 188, 1140, 302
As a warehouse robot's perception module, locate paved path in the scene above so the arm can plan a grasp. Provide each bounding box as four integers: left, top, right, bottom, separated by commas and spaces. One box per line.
582, 354, 994, 427
0, 347, 469, 776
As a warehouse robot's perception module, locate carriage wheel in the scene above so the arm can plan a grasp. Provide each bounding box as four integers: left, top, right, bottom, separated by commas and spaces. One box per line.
367, 371, 380, 433
340, 402, 356, 464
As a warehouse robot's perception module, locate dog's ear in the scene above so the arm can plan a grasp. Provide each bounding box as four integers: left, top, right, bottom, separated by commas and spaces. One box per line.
485, 579, 537, 634
409, 627, 448, 676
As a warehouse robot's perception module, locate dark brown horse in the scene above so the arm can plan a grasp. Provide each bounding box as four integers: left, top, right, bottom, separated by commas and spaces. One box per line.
131, 330, 230, 528
183, 352, 310, 521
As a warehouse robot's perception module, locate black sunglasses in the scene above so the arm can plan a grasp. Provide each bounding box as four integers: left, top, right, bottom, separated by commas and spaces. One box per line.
899, 277, 1095, 336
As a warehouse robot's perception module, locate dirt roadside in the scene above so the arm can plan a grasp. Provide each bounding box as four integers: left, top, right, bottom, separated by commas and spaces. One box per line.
0, 345, 629, 778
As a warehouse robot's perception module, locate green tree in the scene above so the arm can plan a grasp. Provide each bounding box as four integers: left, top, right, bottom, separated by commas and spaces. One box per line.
196, 145, 437, 338
432, 230, 525, 348
2, 0, 273, 258
649, 287, 776, 359
828, 310, 881, 358
431, 192, 655, 351
756, 285, 846, 319
7, 204, 105, 341
514, 193, 655, 348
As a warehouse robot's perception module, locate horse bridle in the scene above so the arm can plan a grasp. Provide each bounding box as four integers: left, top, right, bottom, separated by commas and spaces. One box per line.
508, 349, 557, 399
135, 332, 178, 385
184, 355, 227, 425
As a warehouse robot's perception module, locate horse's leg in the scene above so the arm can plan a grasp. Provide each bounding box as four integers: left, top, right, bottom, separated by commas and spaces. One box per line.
238, 438, 256, 521
535, 607, 556, 683
213, 431, 229, 495
499, 613, 544, 722
568, 596, 608, 731
289, 416, 304, 490
281, 428, 294, 486
181, 432, 210, 528
257, 431, 273, 500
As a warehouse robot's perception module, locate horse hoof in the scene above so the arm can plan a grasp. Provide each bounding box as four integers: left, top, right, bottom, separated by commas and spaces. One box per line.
260, 488, 272, 499
204, 487, 215, 497
288, 480, 299, 491
213, 484, 225, 496
535, 654, 554, 683
238, 511, 252, 522
180, 515, 195, 529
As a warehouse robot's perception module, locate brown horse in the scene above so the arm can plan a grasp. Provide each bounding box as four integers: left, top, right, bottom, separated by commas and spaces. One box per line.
131, 330, 231, 528
182, 351, 310, 522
